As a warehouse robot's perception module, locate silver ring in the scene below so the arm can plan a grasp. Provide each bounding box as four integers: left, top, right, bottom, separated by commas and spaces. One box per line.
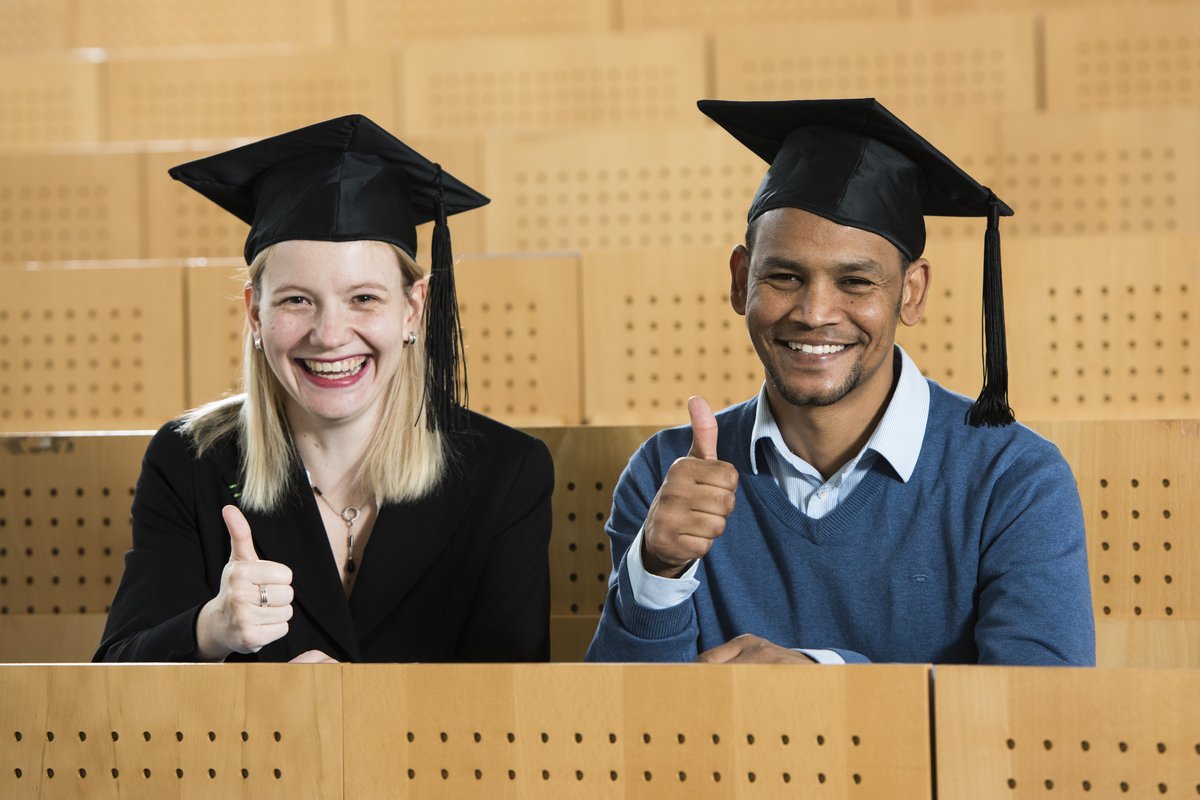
258, 585, 269, 608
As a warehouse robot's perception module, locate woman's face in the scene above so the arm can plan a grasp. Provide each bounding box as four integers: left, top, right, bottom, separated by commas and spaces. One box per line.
247, 240, 426, 431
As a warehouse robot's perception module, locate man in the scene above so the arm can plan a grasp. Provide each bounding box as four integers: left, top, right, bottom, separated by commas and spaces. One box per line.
585, 98, 1095, 665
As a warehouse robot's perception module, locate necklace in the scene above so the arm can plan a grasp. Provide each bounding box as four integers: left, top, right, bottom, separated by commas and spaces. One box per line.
312, 485, 362, 574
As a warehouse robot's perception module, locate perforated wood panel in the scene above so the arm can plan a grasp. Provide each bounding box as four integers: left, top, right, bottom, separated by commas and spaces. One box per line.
144, 148, 249, 260
579, 248, 761, 426
105, 48, 396, 142
0, 433, 147, 619
618, 0, 904, 28
996, 108, 1200, 237
0, 664, 342, 798
344, 0, 611, 41
399, 31, 706, 137
344, 663, 932, 798
457, 255, 583, 426
936, 666, 1200, 798
1044, 4, 1200, 112
0, 57, 101, 145
713, 15, 1036, 118
0, 266, 186, 431
1029, 419, 1200, 668
528, 426, 656, 660
0, 0, 71, 53
483, 125, 764, 255
1003, 236, 1199, 419
894, 237, 984, 398
72, 0, 338, 48
911, 0, 1146, 12
0, 151, 142, 263
185, 261, 247, 407
0, 614, 107, 663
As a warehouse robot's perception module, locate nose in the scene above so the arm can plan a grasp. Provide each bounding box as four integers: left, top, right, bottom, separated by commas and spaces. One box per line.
310, 304, 354, 349
791, 279, 842, 328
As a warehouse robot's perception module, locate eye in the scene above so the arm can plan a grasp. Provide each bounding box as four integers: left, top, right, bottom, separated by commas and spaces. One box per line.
841, 277, 875, 288
279, 295, 310, 306
352, 294, 381, 304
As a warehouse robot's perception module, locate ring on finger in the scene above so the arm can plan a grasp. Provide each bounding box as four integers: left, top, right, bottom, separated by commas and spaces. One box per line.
258, 584, 269, 608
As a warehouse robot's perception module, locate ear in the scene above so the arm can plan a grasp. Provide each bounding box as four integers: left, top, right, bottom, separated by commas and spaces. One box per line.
729, 244, 750, 316
899, 258, 931, 327
405, 275, 429, 330
243, 281, 261, 337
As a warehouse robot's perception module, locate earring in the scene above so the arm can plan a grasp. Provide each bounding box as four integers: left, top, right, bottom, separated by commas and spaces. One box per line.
253, 336, 262, 351
404, 331, 417, 346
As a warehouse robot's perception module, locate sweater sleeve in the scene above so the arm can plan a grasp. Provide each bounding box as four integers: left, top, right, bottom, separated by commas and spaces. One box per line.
585, 437, 701, 663
974, 439, 1096, 666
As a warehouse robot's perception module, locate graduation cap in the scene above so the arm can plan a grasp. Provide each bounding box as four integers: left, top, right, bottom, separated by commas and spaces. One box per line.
169, 114, 489, 434
700, 97, 1014, 427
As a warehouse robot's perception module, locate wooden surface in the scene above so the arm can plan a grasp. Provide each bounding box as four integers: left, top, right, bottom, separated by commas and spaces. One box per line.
713, 14, 1036, 119
343, 0, 612, 41
399, 31, 706, 137
0, 56, 101, 146
935, 665, 1200, 799
0, 663, 343, 799
343, 663, 932, 799
73, 0, 339, 48
618, 0, 903, 28
0, 614, 106, 663
184, 261, 248, 407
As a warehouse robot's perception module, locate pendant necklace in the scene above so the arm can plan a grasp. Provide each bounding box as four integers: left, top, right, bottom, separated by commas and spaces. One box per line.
312, 485, 363, 574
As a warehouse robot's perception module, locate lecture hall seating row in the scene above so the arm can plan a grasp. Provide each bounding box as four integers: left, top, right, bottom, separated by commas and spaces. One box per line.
0, 234, 1196, 434
1, 3, 1197, 148
1, 661, 1199, 798
1, 418, 1197, 668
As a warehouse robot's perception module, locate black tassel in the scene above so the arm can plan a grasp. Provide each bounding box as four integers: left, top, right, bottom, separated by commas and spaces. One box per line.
967, 194, 1016, 427
423, 165, 468, 433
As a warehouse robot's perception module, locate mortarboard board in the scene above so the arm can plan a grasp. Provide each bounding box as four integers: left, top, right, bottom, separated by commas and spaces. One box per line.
169, 114, 489, 434
699, 97, 1015, 427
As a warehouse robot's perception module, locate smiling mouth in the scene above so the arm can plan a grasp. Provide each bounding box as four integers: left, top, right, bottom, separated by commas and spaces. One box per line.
785, 342, 848, 354
299, 356, 368, 379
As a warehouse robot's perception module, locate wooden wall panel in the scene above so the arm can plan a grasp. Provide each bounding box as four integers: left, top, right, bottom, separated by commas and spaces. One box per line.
0, 266, 186, 430
0, 150, 142, 263
0, 0, 72, 53
73, 0, 338, 48
0, 57, 101, 145
185, 261, 247, 407
714, 14, 1037, 119
105, 48, 396, 142
344, 0, 612, 41
399, 31, 706, 137
619, 0, 904, 28
143, 147, 249, 261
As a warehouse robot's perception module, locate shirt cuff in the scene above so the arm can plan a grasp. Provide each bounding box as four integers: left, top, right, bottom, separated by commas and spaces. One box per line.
626, 526, 701, 610
796, 648, 845, 664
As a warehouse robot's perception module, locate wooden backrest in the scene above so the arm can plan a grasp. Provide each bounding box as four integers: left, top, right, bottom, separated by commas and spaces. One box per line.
996, 108, 1200, 238
1044, 4, 1200, 112
343, 663, 932, 799
184, 261, 247, 407
0, 150, 142, 263
618, 0, 904, 29
935, 665, 1200, 798
0, 433, 146, 617
713, 14, 1037, 118
0, 664, 343, 797
343, 0, 612, 41
104, 47, 396, 142
0, 0, 71, 53
1029, 419, 1200, 668
0, 266, 185, 431
0, 57, 101, 145
72, 0, 339, 48
398, 31, 707, 137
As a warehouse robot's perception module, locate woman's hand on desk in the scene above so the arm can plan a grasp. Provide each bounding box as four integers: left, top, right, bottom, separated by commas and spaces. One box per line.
195, 505, 295, 661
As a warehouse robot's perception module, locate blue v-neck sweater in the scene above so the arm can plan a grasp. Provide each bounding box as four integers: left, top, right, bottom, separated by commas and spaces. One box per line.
586, 382, 1096, 665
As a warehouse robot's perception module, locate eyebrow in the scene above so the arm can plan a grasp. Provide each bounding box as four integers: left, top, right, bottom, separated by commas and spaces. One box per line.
268, 281, 392, 295
758, 255, 888, 276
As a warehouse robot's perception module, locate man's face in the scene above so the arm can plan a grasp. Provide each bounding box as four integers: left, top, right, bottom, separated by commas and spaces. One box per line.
730, 207, 928, 411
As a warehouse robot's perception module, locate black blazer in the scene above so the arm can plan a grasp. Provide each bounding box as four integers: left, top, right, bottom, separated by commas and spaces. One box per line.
95, 412, 553, 663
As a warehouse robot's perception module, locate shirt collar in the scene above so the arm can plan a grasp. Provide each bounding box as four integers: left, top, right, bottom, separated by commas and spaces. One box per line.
749, 344, 929, 482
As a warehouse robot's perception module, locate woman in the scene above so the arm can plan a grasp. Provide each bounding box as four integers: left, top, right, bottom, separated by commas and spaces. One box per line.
95, 115, 553, 663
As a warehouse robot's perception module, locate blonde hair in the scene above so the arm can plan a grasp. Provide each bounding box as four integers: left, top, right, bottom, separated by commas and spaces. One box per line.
180, 241, 447, 511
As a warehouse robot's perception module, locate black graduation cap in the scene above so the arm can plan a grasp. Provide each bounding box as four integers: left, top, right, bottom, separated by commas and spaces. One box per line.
169, 114, 489, 433
700, 97, 1015, 427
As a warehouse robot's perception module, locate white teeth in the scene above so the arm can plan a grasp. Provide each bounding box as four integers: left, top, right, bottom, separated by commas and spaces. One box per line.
787, 343, 847, 354
303, 356, 366, 376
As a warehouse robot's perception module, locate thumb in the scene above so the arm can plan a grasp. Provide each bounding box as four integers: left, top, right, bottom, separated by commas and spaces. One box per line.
223, 504, 259, 562
686, 396, 719, 460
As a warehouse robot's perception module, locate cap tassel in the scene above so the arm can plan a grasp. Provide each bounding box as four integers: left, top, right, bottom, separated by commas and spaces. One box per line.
422, 165, 469, 433
967, 194, 1015, 428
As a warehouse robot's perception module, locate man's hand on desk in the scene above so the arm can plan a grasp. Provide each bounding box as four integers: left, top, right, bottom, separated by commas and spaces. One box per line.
696, 634, 817, 664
